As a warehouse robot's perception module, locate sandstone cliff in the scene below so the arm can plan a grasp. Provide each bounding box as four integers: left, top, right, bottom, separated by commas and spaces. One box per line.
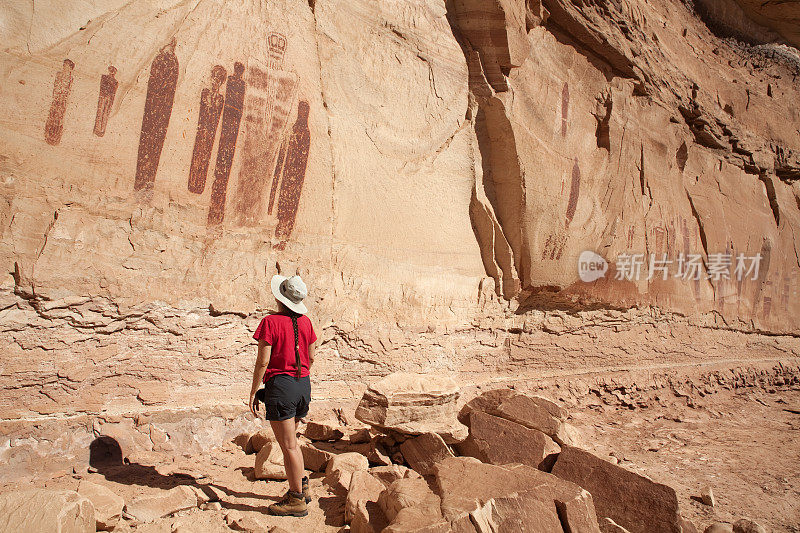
1, 0, 799, 422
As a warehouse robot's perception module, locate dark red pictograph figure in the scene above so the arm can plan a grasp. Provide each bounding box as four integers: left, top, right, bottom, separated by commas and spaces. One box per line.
268, 141, 287, 214
207, 62, 246, 225
565, 158, 580, 227
188, 65, 227, 194
134, 38, 179, 192
93, 65, 118, 137
274, 101, 311, 247
45, 59, 75, 146
561, 82, 569, 137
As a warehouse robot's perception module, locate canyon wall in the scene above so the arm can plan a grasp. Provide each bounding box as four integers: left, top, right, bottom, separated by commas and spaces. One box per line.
1, 0, 799, 428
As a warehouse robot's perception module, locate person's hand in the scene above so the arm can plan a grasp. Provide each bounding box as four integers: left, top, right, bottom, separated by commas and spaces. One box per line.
249, 392, 258, 417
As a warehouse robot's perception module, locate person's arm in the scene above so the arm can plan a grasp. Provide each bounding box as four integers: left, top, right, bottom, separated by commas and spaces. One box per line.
249, 339, 270, 416
308, 316, 318, 369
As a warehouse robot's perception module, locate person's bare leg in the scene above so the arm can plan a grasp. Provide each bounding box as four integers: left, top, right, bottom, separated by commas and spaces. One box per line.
270, 418, 304, 493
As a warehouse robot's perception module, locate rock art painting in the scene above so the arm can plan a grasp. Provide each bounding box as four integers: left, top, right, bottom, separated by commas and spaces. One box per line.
207, 62, 245, 225
44, 59, 75, 146
565, 158, 581, 227
93, 66, 118, 137
231, 33, 297, 227
274, 100, 311, 248
134, 38, 179, 192
561, 82, 569, 137
188, 65, 227, 194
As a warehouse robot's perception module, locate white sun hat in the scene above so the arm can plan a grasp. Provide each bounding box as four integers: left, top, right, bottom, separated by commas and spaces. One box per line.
271, 274, 308, 315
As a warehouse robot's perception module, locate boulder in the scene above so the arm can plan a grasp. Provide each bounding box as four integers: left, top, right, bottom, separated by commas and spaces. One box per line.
125, 486, 199, 523
370, 465, 422, 487
551, 446, 681, 533
301, 443, 334, 472
367, 435, 393, 466
346, 470, 386, 523
225, 510, 269, 533
254, 441, 286, 480
398, 432, 454, 476
77, 480, 124, 531
350, 428, 372, 444
458, 390, 580, 446
246, 429, 276, 454
351, 500, 389, 533
378, 478, 448, 532
433, 456, 600, 533
680, 517, 699, 533
732, 519, 767, 533
456, 411, 559, 471
325, 452, 370, 492
305, 421, 345, 441
355, 373, 467, 443
0, 489, 95, 533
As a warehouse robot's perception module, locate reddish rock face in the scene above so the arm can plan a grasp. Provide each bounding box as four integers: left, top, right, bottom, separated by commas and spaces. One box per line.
551, 446, 681, 533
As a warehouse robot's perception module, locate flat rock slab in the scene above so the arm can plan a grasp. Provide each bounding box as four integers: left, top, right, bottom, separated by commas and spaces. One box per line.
0, 489, 95, 533
456, 410, 558, 470
77, 479, 124, 531
433, 456, 600, 533
255, 441, 286, 480
355, 372, 466, 443
551, 446, 681, 533
125, 485, 199, 523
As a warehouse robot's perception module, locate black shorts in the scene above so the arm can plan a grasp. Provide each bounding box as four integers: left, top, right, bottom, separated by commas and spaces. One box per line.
261, 374, 311, 421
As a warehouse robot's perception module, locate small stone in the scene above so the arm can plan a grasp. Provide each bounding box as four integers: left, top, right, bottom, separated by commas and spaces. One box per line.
203, 501, 222, 511
700, 486, 716, 507
254, 442, 286, 480
246, 429, 276, 454
305, 421, 345, 441
733, 518, 767, 533
233, 433, 250, 452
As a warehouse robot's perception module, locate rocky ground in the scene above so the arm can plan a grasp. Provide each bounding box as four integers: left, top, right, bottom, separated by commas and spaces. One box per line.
1, 365, 797, 533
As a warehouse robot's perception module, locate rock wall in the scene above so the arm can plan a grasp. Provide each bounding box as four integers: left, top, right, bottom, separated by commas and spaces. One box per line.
1, 0, 799, 423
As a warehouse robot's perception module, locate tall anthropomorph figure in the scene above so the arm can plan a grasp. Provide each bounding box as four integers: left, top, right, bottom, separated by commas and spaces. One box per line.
208, 62, 246, 225
275, 100, 311, 247
93, 65, 118, 137
45, 59, 75, 146
188, 65, 227, 194
134, 38, 179, 192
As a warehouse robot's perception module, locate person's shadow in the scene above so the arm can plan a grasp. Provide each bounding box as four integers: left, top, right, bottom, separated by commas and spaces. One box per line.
89, 436, 281, 512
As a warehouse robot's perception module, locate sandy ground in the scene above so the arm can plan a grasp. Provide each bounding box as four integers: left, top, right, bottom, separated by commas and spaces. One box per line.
576, 387, 800, 532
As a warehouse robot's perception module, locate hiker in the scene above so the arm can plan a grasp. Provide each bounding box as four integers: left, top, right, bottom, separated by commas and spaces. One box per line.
249, 273, 317, 517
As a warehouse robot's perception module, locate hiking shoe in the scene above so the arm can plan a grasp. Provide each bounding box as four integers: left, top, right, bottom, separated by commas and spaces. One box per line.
302, 476, 311, 503
268, 490, 308, 517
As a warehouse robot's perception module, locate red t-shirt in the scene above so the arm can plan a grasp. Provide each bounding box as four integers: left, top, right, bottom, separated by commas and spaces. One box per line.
253, 314, 317, 382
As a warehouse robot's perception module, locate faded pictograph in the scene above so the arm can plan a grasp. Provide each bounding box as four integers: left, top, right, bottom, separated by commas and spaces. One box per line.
561, 82, 569, 137
274, 100, 311, 248
565, 158, 580, 227
93, 66, 118, 137
45, 59, 75, 146
134, 38, 179, 192
207, 62, 246, 225
188, 65, 227, 194
231, 33, 298, 227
